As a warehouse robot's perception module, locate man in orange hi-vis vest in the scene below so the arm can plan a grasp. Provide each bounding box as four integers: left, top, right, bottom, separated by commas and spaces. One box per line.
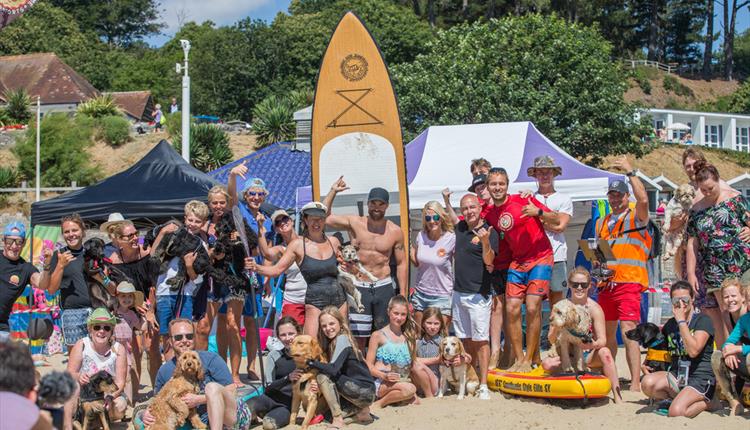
596, 156, 651, 393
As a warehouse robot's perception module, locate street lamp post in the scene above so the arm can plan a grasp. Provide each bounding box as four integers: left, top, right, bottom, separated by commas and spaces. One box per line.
35, 96, 40, 202
178, 39, 191, 162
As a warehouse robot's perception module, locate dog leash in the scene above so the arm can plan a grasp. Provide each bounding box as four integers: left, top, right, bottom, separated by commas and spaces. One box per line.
262, 275, 285, 328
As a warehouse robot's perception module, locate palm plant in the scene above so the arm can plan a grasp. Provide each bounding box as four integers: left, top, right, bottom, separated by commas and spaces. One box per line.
173, 123, 232, 172
252, 95, 296, 148
3, 89, 32, 124
77, 94, 121, 118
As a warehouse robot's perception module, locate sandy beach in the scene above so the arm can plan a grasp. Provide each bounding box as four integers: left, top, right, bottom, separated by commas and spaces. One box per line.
37, 346, 749, 430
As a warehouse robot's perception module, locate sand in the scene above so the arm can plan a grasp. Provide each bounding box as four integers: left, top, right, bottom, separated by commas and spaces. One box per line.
38, 348, 749, 430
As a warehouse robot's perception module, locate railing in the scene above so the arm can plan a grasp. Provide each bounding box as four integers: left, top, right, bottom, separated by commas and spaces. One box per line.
0, 181, 82, 193
622, 59, 678, 74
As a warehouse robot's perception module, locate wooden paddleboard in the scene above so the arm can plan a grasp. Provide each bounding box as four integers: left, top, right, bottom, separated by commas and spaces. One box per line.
311, 11, 409, 247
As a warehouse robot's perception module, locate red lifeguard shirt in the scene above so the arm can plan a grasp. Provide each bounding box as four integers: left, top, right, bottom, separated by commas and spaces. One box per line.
484, 194, 553, 264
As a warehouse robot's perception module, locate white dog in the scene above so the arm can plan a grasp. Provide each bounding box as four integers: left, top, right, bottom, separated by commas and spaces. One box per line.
662, 184, 696, 257
438, 336, 479, 400
548, 300, 592, 373
337, 244, 372, 313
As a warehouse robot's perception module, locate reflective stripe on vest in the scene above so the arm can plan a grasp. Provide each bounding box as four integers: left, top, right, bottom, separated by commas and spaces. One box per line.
596, 210, 651, 287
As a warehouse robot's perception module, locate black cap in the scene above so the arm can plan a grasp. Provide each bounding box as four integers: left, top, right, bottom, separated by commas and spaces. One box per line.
468, 174, 487, 192
608, 180, 629, 195
367, 187, 389, 203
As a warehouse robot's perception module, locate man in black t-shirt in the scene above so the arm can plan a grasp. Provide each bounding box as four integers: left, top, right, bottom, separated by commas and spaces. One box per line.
0, 222, 39, 342
451, 194, 498, 400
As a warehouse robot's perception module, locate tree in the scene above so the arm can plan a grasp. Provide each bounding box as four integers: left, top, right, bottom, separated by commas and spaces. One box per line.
48, 0, 163, 47
703, 0, 714, 78
392, 14, 651, 164
722, 0, 750, 80
3, 89, 31, 124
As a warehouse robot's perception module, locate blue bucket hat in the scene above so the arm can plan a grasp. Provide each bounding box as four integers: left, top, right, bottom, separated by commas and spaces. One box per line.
242, 177, 268, 196
3, 221, 26, 240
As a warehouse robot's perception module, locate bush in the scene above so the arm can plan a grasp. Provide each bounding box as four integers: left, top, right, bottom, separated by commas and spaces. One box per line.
0, 166, 19, 188
662, 75, 694, 98
3, 88, 31, 124
172, 124, 232, 172
165, 111, 194, 142
252, 95, 296, 148
630, 67, 653, 95
96, 115, 131, 146
77, 94, 121, 118
0, 108, 10, 127
12, 113, 100, 186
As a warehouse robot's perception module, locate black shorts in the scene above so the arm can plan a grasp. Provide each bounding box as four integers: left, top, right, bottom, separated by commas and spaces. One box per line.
305, 279, 347, 310
672, 370, 716, 401
349, 279, 395, 338
337, 375, 376, 410
490, 269, 508, 297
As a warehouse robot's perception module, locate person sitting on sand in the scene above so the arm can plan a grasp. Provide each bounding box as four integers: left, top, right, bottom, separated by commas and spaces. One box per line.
641, 281, 716, 418
542, 268, 622, 404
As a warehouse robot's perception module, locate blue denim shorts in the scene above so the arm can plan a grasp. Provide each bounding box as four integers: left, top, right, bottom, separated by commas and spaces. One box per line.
156, 295, 194, 336
410, 289, 452, 316
61, 308, 92, 346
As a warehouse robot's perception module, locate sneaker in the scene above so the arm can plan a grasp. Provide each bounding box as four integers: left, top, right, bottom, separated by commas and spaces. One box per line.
478, 384, 490, 400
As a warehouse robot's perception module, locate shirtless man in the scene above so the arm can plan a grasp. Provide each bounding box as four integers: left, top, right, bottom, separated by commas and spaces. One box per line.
324, 177, 408, 347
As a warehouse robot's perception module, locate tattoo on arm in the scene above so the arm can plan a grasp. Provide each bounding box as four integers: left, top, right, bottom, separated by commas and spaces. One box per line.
394, 243, 404, 250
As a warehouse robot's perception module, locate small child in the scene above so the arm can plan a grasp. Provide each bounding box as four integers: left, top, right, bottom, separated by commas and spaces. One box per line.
414, 307, 447, 397
114, 281, 144, 404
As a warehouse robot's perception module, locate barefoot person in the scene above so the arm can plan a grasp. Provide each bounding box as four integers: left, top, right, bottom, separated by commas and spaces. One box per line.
641, 281, 716, 418
323, 178, 408, 348
542, 268, 622, 404
596, 156, 651, 392
484, 168, 559, 372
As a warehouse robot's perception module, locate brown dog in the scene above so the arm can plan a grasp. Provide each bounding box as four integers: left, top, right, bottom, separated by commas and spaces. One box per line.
289, 335, 328, 430
548, 300, 592, 373
147, 350, 206, 430
79, 371, 118, 430
437, 336, 479, 399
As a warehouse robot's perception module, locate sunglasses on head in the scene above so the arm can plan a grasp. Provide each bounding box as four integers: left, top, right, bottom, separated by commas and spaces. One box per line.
172, 333, 195, 341
92, 325, 112, 332
569, 282, 589, 290
671, 296, 690, 306
118, 232, 137, 240
274, 217, 290, 226
424, 214, 440, 222
245, 191, 266, 197
3, 238, 23, 247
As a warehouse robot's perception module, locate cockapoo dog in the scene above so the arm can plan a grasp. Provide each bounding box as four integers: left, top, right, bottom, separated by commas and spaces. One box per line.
289, 335, 328, 430
146, 350, 206, 430
438, 336, 479, 400
662, 184, 696, 258
337, 244, 371, 313
548, 300, 592, 373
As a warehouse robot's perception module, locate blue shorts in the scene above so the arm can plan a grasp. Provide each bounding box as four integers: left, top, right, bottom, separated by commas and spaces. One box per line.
61, 308, 92, 346
410, 290, 452, 316
156, 295, 194, 336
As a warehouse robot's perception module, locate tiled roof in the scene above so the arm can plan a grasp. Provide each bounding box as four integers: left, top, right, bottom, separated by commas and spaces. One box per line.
105, 91, 154, 121
208, 142, 312, 210
0, 53, 99, 104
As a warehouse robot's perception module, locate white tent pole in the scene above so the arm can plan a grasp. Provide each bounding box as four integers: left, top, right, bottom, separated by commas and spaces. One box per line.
35, 96, 40, 202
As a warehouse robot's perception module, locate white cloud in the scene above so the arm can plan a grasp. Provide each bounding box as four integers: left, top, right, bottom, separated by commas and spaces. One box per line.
158, 0, 276, 34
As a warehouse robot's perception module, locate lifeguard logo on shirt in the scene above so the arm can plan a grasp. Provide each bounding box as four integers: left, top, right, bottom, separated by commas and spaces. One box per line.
437, 248, 447, 257
498, 213, 514, 231
471, 236, 480, 245
8, 275, 20, 286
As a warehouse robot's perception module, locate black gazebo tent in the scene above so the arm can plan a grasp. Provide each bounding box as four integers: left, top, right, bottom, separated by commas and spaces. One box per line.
31, 140, 218, 226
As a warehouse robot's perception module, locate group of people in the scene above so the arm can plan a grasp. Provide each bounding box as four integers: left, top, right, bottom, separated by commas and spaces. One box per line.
1, 145, 750, 428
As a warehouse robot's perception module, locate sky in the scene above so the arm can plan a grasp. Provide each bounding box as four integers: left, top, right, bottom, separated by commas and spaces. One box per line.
148, 0, 750, 52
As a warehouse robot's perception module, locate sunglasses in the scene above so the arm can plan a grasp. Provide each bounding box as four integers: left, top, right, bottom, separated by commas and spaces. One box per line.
424, 214, 440, 222
172, 333, 195, 341
671, 297, 691, 306
92, 325, 112, 332
569, 282, 589, 290
274, 217, 291, 226
118, 232, 137, 240
3, 238, 23, 247
245, 191, 266, 198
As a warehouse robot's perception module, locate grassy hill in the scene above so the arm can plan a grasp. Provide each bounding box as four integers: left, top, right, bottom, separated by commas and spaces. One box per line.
624, 66, 739, 110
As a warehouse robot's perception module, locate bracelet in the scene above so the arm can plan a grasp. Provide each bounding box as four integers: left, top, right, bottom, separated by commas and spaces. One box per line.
102, 276, 111, 287
42, 265, 51, 271
677, 320, 687, 325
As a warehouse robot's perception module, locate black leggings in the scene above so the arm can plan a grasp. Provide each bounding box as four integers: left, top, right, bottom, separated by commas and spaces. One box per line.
246, 395, 291, 428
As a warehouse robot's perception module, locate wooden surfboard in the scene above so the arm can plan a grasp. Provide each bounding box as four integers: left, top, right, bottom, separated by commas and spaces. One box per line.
311, 11, 410, 248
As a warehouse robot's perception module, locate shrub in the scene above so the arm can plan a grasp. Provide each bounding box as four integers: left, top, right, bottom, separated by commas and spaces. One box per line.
252, 95, 296, 148
96, 115, 131, 146
662, 75, 694, 98
12, 113, 100, 186
172, 124, 232, 172
77, 94, 121, 118
3, 88, 31, 124
165, 111, 194, 142
0, 108, 10, 127
0, 166, 19, 188
630, 67, 653, 95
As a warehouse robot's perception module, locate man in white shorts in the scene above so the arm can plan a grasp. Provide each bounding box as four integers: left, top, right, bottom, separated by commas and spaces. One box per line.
451, 194, 497, 400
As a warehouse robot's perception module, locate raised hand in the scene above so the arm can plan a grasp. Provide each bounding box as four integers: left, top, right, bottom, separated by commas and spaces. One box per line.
330, 176, 350, 194
230, 160, 249, 179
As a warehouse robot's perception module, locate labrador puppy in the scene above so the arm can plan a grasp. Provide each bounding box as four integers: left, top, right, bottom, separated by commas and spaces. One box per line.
438, 336, 479, 400
625, 322, 670, 373
289, 335, 328, 430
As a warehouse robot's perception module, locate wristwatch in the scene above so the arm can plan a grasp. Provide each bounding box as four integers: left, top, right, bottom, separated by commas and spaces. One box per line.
537, 208, 543, 217
626, 170, 637, 177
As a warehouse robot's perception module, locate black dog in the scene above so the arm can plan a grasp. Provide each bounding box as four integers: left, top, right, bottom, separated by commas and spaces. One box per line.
625, 322, 671, 372
78, 370, 118, 430
82, 238, 117, 311
209, 212, 259, 294
144, 223, 214, 291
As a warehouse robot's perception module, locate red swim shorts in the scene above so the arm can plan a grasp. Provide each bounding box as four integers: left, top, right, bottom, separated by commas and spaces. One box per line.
506, 254, 553, 300
281, 301, 305, 327
597, 282, 642, 322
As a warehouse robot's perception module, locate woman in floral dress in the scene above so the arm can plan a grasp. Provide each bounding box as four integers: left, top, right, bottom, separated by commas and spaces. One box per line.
686, 160, 750, 348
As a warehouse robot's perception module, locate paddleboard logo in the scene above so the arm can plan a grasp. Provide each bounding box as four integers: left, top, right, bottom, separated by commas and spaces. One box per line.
499, 213, 514, 231
340, 54, 368, 81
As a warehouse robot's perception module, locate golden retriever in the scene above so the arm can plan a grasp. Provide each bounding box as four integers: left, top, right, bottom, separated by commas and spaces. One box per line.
147, 350, 206, 430
438, 336, 479, 400
289, 335, 328, 430
549, 300, 592, 373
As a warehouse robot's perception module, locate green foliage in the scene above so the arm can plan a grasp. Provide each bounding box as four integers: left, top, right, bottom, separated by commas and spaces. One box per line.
252, 96, 297, 148
0, 108, 10, 127
12, 113, 100, 187
172, 124, 232, 172
77, 94, 121, 118
95, 115, 131, 146
165, 111, 196, 142
662, 75, 693, 98
720, 81, 750, 114
393, 14, 650, 164
0, 166, 19, 188
629, 67, 653, 94
3, 89, 32, 124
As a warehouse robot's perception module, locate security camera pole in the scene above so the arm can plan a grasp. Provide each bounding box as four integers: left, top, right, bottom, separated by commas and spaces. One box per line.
177, 39, 191, 162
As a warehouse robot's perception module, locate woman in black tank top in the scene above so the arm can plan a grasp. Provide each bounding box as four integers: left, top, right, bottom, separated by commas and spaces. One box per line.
251, 202, 347, 335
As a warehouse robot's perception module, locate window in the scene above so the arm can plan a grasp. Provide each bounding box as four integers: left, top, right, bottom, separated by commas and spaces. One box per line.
704, 124, 723, 148
676, 122, 691, 141
745, 188, 750, 199
736, 127, 749, 152
654, 120, 664, 130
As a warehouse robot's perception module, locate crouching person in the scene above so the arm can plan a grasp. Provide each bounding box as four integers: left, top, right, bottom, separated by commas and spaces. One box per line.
140, 318, 251, 430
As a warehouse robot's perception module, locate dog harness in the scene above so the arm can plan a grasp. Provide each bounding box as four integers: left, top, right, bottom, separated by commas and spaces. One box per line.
646, 348, 672, 363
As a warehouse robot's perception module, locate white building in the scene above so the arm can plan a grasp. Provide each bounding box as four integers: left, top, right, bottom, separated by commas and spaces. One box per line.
644, 108, 750, 152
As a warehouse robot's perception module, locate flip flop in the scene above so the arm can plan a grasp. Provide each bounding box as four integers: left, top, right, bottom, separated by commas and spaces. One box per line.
310, 414, 325, 425
344, 414, 375, 425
